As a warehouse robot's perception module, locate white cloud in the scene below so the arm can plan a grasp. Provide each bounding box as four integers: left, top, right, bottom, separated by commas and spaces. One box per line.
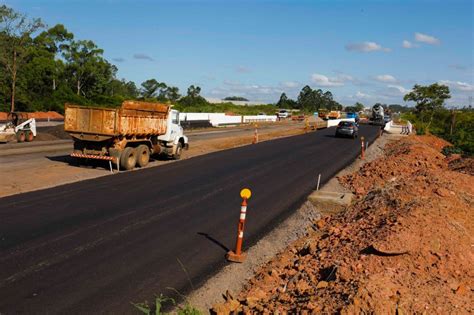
345, 41, 391, 53
375, 74, 397, 83
280, 81, 299, 88
439, 80, 474, 92
402, 40, 418, 49
311, 73, 353, 87
356, 91, 372, 99
387, 84, 411, 94
210, 81, 284, 102
415, 32, 440, 45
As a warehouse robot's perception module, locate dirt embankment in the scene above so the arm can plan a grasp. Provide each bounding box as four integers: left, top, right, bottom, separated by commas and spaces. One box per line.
212, 135, 474, 314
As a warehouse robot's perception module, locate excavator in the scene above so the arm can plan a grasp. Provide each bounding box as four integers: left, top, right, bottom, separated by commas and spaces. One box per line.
0, 112, 36, 143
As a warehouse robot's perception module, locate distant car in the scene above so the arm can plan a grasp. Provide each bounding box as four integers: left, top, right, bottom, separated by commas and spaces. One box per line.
335, 121, 358, 139
384, 115, 391, 123
278, 109, 289, 119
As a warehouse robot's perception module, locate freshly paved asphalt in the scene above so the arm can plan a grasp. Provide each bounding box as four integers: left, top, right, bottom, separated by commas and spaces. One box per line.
0, 125, 380, 314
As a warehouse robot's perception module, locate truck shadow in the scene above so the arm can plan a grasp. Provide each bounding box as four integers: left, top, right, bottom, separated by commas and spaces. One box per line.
45, 154, 169, 171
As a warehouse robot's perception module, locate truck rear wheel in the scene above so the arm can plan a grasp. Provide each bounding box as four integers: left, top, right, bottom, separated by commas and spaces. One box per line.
25, 130, 34, 142
136, 145, 150, 167
16, 131, 26, 143
120, 147, 137, 170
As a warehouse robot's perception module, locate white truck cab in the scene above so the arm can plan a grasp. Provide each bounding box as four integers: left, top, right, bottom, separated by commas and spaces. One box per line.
158, 109, 189, 159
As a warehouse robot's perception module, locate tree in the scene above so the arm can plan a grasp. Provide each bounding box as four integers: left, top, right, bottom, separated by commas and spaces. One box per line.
277, 92, 288, 108
0, 5, 44, 112
354, 102, 365, 112
187, 85, 201, 98
61, 39, 111, 97
403, 83, 451, 132
164, 86, 180, 102
140, 79, 159, 98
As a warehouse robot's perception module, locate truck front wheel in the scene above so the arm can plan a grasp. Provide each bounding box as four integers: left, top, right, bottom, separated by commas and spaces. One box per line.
136, 145, 150, 167
120, 147, 137, 170
173, 142, 183, 160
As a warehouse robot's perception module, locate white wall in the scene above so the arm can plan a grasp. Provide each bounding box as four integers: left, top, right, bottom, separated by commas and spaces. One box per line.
327, 118, 355, 127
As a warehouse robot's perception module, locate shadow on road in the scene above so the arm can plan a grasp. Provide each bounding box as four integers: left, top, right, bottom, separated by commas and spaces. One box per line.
46, 154, 166, 171
197, 232, 230, 252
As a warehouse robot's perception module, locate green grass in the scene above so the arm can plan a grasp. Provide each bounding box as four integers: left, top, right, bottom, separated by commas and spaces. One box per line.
132, 294, 202, 315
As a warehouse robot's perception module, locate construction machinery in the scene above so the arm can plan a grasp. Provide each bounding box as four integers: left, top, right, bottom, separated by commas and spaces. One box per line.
370, 104, 385, 126
64, 100, 188, 170
328, 110, 341, 120
0, 112, 37, 143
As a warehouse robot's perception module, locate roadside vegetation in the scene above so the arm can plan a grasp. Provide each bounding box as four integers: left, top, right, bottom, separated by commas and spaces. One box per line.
132, 295, 201, 315
401, 83, 473, 155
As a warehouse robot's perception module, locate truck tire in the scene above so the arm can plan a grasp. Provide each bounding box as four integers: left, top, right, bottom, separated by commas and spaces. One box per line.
120, 147, 137, 170
173, 142, 183, 160
136, 145, 150, 167
25, 130, 34, 142
16, 131, 26, 143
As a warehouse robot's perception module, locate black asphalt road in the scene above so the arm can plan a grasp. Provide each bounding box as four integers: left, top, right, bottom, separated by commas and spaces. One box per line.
0, 125, 380, 314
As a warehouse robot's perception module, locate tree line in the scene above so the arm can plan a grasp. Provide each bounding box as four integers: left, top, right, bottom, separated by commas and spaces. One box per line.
0, 5, 215, 113
276, 86, 343, 112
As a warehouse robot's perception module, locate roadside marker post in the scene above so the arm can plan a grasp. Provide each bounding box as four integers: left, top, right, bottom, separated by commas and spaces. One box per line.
360, 136, 365, 160
227, 188, 252, 263
252, 124, 259, 144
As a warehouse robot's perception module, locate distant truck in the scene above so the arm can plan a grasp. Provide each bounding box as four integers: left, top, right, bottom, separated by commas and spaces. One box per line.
64, 101, 188, 170
318, 109, 329, 120
370, 104, 385, 126
328, 110, 341, 120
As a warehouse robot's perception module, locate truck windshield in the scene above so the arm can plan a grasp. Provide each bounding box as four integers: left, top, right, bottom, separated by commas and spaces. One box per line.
172, 112, 179, 124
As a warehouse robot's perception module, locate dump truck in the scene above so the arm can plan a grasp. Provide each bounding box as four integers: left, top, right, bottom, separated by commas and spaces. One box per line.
328, 110, 341, 120
0, 112, 36, 143
64, 101, 188, 170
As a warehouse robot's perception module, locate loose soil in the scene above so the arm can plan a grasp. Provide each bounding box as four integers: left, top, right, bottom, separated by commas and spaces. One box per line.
212, 135, 473, 314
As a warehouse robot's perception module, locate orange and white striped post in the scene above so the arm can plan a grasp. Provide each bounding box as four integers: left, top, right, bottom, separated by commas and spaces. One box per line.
226, 188, 252, 263
360, 136, 365, 160
252, 123, 259, 144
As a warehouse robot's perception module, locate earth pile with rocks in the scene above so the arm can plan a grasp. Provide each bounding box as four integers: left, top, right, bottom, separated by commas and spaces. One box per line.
212, 135, 473, 314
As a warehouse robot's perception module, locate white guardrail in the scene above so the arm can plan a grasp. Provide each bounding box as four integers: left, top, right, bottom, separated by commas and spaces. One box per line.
179, 113, 278, 127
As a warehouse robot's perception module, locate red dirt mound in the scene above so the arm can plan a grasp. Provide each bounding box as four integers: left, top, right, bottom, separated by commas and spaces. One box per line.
0, 111, 63, 121
212, 135, 473, 314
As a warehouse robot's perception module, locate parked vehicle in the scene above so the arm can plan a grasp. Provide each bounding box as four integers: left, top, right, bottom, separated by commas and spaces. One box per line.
370, 104, 385, 126
318, 109, 329, 120
335, 121, 359, 138
328, 110, 341, 120
277, 109, 290, 119
0, 112, 36, 143
64, 100, 188, 170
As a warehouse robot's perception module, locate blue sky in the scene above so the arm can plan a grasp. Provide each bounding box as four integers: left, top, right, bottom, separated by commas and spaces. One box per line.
4, 0, 474, 106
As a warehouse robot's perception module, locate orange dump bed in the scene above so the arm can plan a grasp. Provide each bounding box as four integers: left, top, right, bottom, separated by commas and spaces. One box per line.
64, 101, 169, 140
